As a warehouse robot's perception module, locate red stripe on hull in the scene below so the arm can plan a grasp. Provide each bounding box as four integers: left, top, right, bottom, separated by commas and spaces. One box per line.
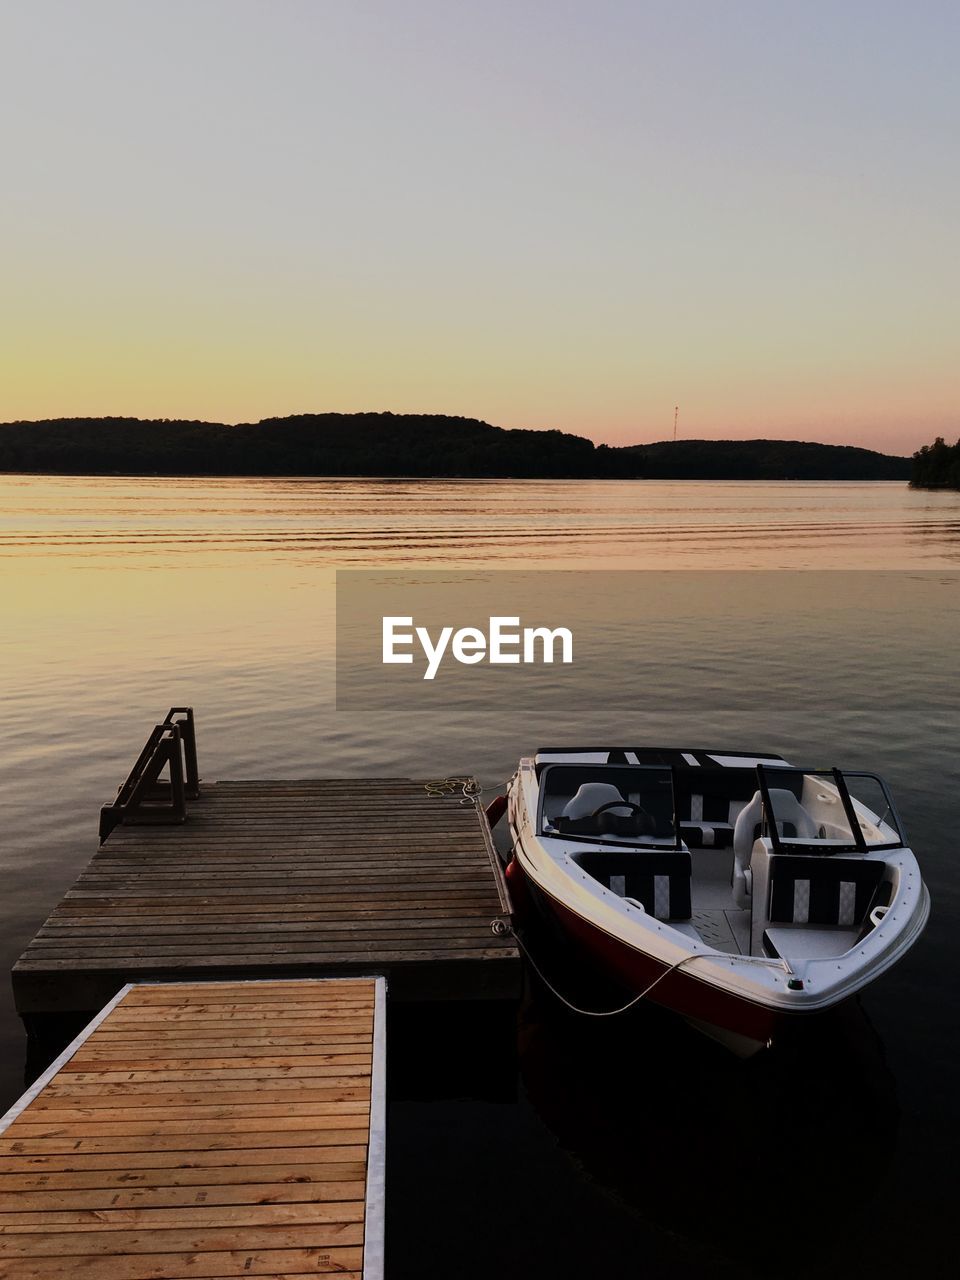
519, 862, 780, 1045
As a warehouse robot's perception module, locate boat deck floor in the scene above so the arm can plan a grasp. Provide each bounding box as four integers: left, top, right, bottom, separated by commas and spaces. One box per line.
690, 910, 743, 954
689, 850, 751, 955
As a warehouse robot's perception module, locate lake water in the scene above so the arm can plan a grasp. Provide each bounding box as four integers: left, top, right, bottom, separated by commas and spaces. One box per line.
1, 476, 958, 1278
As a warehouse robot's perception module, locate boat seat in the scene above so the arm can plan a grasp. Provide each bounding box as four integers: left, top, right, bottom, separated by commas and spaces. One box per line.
732, 792, 764, 907
675, 788, 742, 849
765, 790, 819, 840
732, 789, 819, 907
767, 855, 885, 927
555, 782, 659, 838
574, 850, 692, 921
561, 782, 630, 820
734, 788, 819, 850
680, 821, 735, 849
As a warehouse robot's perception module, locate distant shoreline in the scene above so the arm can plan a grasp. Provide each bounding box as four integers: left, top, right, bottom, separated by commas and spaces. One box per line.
0, 470, 911, 484
0, 413, 913, 482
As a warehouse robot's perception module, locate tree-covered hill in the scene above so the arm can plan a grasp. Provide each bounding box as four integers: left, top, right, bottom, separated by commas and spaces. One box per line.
0, 413, 912, 480
618, 437, 910, 480
0, 414, 595, 478
911, 437, 960, 489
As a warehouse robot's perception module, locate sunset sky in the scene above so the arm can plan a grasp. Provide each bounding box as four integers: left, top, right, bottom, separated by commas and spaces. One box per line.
1, 1, 956, 453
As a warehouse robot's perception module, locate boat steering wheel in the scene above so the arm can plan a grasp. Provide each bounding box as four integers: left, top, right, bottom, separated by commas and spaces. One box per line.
586, 798, 655, 839
589, 800, 649, 820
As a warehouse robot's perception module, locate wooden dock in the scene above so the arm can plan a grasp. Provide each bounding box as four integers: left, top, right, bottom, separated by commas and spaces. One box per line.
14, 770, 518, 1021
0, 977, 386, 1279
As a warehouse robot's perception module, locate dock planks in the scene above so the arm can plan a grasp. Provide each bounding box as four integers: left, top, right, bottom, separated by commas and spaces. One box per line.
0, 977, 386, 1280
13, 779, 518, 1016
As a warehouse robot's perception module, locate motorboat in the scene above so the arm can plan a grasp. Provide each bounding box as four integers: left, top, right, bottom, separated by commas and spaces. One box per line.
503, 747, 929, 1054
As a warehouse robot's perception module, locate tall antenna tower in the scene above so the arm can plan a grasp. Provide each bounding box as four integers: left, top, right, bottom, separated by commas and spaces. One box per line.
673, 405, 678, 441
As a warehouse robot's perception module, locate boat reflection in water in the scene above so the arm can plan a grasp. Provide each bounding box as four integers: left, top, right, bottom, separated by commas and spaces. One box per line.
517, 957, 897, 1266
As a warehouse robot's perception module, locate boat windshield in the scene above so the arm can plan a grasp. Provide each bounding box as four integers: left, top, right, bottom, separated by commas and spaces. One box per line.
538, 763, 679, 847
757, 766, 905, 854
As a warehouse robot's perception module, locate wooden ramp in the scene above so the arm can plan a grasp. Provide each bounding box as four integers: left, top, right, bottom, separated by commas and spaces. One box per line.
13, 778, 518, 1018
0, 977, 386, 1280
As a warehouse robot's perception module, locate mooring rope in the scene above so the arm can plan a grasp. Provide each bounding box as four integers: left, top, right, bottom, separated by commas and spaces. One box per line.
507, 925, 706, 1017
438, 777, 792, 1018
505, 920, 791, 1018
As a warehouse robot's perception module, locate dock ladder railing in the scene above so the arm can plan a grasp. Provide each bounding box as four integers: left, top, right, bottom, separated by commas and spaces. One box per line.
99, 707, 200, 842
